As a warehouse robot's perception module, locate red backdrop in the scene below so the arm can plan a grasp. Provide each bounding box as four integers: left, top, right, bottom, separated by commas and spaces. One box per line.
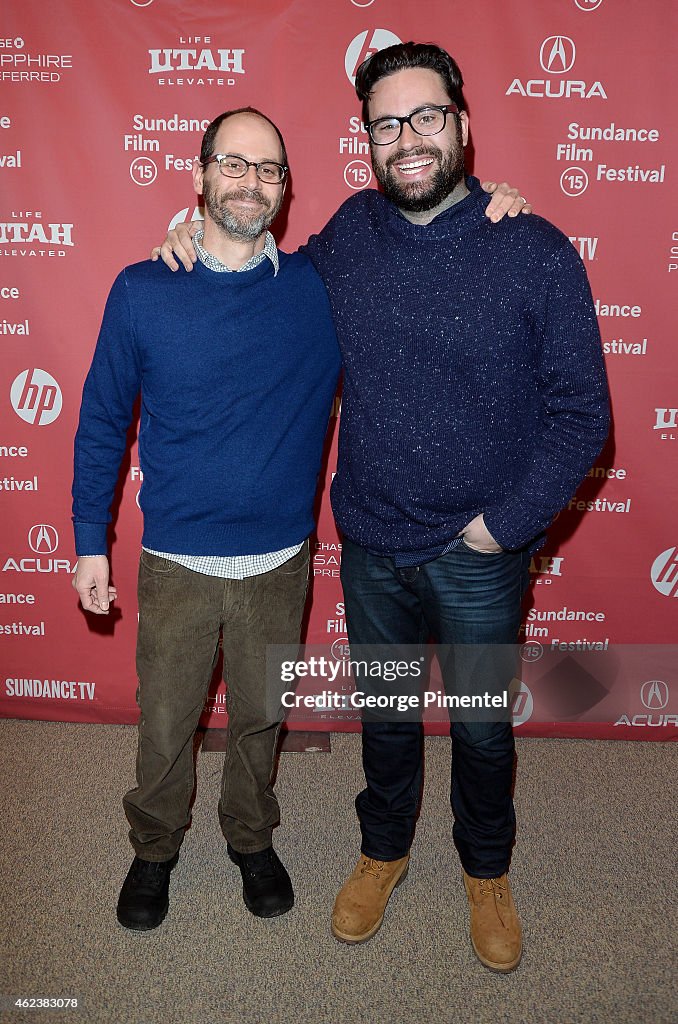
1, 0, 676, 739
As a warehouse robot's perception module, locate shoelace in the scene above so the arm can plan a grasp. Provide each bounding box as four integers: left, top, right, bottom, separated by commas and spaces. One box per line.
361, 858, 386, 879
242, 851, 275, 879
478, 877, 506, 900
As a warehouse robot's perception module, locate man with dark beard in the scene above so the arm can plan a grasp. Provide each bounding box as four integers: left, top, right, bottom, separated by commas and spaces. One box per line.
299, 44, 608, 971
71, 109, 341, 930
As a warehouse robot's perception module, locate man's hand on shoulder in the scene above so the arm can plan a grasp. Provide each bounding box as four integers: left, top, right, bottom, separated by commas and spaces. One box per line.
73, 555, 117, 614
150, 220, 201, 273
481, 181, 533, 223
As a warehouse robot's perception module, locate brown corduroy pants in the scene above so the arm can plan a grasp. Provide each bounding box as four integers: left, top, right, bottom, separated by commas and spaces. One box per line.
122, 543, 309, 861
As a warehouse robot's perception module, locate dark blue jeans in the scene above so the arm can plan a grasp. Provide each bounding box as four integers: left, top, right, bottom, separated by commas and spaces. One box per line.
340, 537, 530, 878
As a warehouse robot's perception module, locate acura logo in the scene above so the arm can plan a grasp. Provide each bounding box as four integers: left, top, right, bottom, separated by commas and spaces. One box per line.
28, 524, 59, 555
540, 36, 576, 74
640, 680, 669, 711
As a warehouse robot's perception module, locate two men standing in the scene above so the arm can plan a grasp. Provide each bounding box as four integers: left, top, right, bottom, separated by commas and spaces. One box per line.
73, 42, 608, 972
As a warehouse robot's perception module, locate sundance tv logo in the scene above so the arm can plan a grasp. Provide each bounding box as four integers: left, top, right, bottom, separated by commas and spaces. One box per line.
506, 36, 607, 99
345, 29, 402, 85
10, 369, 62, 426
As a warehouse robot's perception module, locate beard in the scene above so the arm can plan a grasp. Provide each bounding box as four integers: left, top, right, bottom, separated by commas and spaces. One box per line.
202, 178, 282, 241
371, 121, 466, 213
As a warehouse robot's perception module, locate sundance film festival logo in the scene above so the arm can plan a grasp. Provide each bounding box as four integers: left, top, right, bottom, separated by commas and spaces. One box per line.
640, 680, 669, 711
345, 29, 402, 85
28, 524, 58, 555
130, 157, 158, 187
520, 641, 544, 663
506, 35, 607, 99
10, 369, 62, 426
650, 548, 678, 598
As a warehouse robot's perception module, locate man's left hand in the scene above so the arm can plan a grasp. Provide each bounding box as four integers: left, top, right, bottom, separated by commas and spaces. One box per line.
459, 513, 503, 553
481, 181, 532, 223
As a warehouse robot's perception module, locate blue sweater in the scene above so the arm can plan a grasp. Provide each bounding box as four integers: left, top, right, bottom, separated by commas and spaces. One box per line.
303, 178, 610, 554
72, 254, 341, 556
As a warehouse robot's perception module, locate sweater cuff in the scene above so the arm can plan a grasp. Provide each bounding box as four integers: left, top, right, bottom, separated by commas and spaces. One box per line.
74, 522, 108, 557
483, 507, 543, 553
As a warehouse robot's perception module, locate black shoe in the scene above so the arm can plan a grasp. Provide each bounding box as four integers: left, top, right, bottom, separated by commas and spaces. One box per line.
116, 853, 179, 931
227, 843, 294, 918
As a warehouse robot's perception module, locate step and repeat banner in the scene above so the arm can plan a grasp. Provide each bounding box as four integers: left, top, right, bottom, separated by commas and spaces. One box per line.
1, 0, 676, 739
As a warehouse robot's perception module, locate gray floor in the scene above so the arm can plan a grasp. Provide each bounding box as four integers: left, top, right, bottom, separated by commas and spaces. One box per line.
0, 720, 675, 1024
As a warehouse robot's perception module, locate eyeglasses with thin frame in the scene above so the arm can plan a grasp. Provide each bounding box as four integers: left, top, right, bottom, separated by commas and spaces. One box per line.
365, 103, 459, 146
203, 154, 288, 184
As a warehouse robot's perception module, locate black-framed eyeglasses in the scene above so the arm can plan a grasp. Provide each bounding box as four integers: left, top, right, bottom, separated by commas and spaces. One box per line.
365, 104, 459, 146
203, 154, 288, 184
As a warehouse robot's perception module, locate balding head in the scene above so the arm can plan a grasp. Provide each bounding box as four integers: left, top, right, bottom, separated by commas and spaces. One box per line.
199, 107, 288, 169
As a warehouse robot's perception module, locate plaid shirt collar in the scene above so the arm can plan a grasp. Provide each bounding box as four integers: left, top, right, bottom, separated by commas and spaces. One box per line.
194, 228, 279, 276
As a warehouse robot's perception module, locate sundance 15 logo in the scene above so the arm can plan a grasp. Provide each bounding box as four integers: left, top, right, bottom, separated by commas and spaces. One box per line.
651, 548, 678, 598
506, 35, 607, 99
10, 368, 62, 426
345, 29, 401, 85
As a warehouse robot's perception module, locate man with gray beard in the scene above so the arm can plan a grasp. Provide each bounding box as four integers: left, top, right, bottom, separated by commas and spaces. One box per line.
72, 108, 342, 930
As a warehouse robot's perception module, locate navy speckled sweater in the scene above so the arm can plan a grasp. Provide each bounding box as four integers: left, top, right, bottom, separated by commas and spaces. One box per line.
303, 177, 609, 554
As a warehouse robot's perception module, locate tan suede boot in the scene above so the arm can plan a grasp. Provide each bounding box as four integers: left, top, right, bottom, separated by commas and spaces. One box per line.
462, 869, 522, 972
332, 854, 410, 943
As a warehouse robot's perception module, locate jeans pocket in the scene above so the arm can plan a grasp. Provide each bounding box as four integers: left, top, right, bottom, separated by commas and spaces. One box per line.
459, 537, 503, 556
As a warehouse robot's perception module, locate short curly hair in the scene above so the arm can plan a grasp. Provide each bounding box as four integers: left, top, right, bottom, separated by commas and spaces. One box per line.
355, 42, 466, 127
